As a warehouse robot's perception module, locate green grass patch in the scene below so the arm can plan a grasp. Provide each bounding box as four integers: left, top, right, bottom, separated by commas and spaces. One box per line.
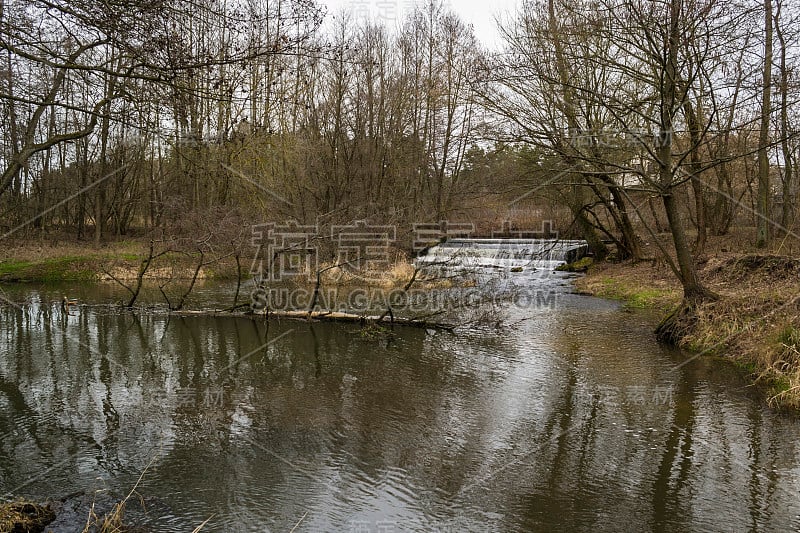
116, 252, 143, 262
0, 259, 36, 278
555, 256, 594, 273
623, 288, 670, 309
0, 256, 98, 282
776, 325, 800, 348
770, 375, 792, 394
0, 246, 243, 283
587, 277, 673, 310
732, 358, 759, 375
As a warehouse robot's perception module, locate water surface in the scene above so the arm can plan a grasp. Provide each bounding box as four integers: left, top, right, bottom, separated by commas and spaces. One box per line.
0, 276, 798, 532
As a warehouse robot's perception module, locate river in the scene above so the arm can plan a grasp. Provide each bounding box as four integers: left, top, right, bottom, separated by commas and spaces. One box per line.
0, 270, 799, 532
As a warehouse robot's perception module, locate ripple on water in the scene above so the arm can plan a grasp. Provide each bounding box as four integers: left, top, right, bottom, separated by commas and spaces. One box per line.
2, 285, 800, 531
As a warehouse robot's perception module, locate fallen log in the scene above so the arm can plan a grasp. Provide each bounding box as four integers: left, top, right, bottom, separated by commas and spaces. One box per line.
169, 308, 456, 330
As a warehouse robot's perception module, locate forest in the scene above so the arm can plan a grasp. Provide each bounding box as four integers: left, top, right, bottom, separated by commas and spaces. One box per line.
2, 0, 799, 338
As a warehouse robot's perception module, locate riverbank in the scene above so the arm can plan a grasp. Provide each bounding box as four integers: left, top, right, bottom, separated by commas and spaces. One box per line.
0, 241, 242, 282
575, 255, 800, 411
0, 242, 441, 286
0, 241, 470, 297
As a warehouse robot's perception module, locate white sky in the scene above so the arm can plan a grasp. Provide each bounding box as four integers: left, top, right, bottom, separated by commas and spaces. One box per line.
319, 0, 521, 49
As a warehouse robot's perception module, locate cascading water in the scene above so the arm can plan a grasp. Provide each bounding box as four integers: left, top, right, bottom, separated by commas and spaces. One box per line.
415, 238, 589, 270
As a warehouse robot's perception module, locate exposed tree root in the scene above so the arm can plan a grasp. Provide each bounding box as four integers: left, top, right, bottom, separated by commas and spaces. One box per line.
655, 293, 718, 345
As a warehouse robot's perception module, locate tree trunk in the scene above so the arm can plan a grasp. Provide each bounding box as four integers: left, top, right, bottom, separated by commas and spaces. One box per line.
574, 207, 609, 260
657, 0, 713, 304
776, 3, 794, 231
662, 193, 708, 300
756, 0, 773, 248
683, 99, 707, 254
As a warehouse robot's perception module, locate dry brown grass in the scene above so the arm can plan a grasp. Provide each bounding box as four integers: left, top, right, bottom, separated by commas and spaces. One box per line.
310, 253, 471, 290
0, 500, 55, 532
81, 479, 144, 533
314, 260, 414, 287
79, 456, 212, 533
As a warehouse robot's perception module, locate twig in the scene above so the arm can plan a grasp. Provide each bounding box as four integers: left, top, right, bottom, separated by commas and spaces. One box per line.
289, 511, 308, 532
191, 514, 216, 532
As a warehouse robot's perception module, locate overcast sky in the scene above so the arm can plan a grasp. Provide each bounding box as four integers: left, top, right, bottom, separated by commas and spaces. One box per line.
319, 0, 521, 49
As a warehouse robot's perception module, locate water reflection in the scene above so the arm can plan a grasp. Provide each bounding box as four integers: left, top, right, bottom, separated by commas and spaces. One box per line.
0, 287, 798, 531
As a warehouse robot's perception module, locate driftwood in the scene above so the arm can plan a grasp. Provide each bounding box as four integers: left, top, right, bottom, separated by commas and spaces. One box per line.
170, 308, 455, 330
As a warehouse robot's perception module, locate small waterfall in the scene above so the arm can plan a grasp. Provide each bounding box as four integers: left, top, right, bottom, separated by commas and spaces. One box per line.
416, 238, 589, 269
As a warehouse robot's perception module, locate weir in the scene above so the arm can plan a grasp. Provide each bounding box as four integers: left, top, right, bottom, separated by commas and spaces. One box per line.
416, 238, 589, 268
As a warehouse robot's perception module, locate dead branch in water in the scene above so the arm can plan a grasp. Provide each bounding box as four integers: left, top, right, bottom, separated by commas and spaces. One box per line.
102, 239, 172, 308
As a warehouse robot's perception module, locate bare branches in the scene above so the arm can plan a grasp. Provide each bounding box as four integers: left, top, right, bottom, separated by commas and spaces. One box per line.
102, 239, 171, 308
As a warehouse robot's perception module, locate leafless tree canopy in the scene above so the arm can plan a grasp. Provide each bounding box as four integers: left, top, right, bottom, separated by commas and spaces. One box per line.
1, 0, 798, 300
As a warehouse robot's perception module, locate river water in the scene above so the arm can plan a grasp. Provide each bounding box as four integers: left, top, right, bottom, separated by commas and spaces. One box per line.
0, 269, 799, 532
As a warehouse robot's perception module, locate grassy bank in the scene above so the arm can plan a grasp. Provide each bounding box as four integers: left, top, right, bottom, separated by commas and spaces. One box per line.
0, 241, 241, 282
575, 255, 800, 411
0, 241, 449, 287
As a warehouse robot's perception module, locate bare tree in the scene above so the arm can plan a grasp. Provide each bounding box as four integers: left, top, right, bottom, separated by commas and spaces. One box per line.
757, 0, 774, 247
